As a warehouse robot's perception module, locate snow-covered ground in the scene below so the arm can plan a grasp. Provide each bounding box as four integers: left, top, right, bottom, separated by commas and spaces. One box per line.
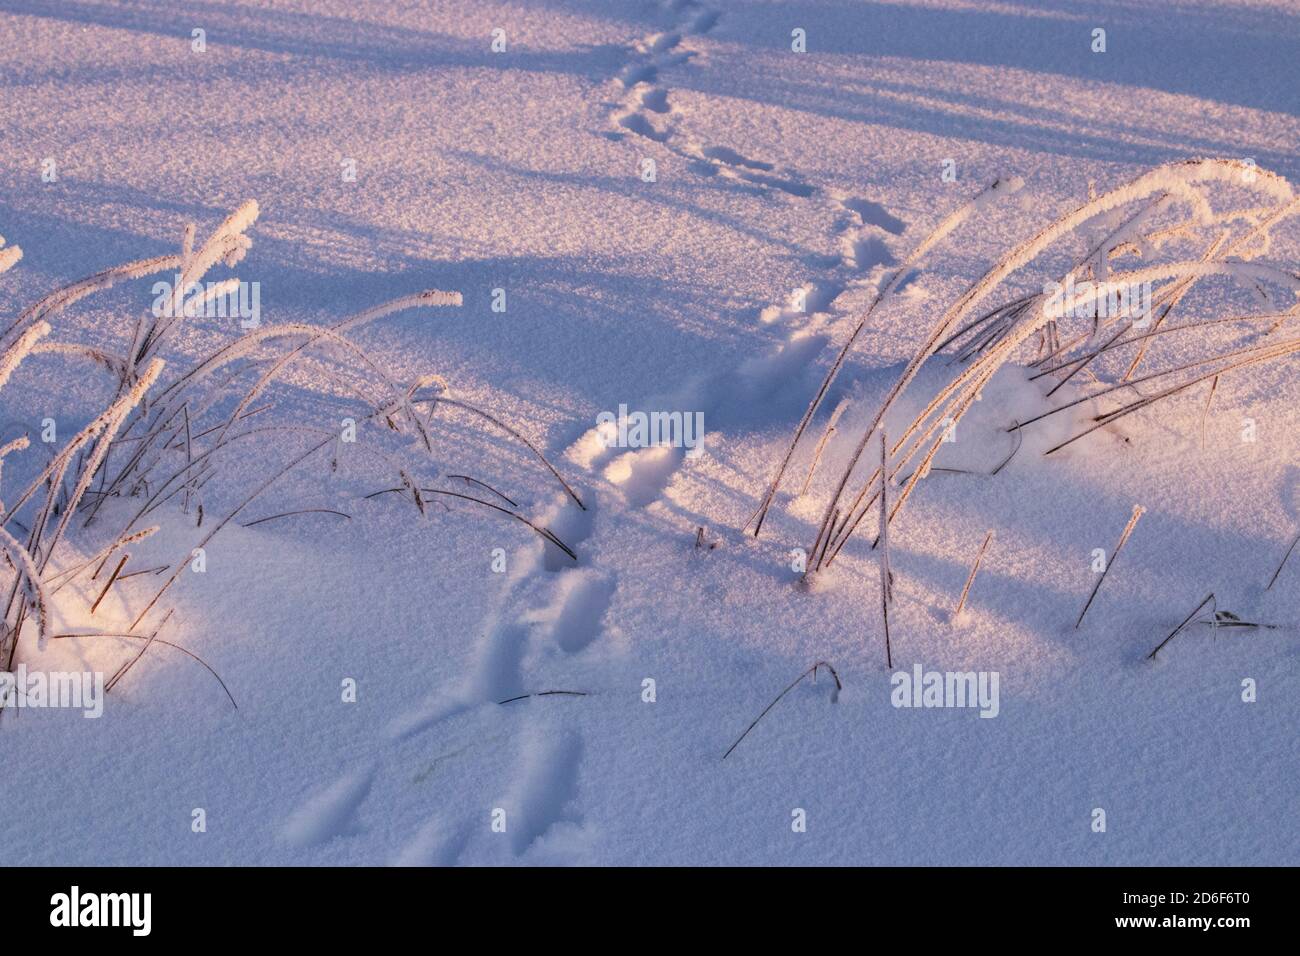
1, 0, 1296, 865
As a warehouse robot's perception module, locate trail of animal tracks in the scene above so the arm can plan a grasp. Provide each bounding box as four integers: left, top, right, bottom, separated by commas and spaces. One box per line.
0, 0, 1297, 865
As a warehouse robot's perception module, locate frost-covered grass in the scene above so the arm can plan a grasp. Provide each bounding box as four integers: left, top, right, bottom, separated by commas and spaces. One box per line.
0, 204, 585, 703
754, 160, 1300, 584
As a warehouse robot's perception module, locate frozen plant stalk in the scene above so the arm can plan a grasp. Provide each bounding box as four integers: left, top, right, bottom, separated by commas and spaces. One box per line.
1076, 505, 1145, 629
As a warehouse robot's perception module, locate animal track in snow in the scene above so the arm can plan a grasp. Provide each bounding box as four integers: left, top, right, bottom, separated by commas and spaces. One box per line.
757, 282, 847, 338
508, 729, 584, 857
542, 568, 617, 653
685, 141, 816, 197
641, 31, 682, 55
588, 58, 913, 518
618, 62, 659, 88
281, 766, 374, 848
846, 235, 897, 273
381, 488, 597, 744
686, 8, 720, 35
606, 1, 719, 148
394, 728, 587, 865
831, 193, 906, 276
838, 196, 908, 235
732, 169, 816, 198
736, 331, 832, 399
603, 444, 684, 507
540, 489, 596, 571
618, 110, 670, 142
389, 479, 607, 862
392, 816, 475, 867
562, 182, 909, 522
471, 619, 533, 704
698, 144, 774, 170
610, 4, 816, 202
639, 87, 671, 113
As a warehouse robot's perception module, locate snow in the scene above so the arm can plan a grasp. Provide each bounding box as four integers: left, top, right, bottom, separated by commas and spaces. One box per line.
0, 0, 1297, 865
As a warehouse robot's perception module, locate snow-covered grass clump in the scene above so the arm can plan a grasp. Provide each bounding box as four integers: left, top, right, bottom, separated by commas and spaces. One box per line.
753, 160, 1300, 588
0, 204, 584, 706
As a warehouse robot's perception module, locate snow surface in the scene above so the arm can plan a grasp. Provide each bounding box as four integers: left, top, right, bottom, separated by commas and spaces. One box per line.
0, 0, 1297, 865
